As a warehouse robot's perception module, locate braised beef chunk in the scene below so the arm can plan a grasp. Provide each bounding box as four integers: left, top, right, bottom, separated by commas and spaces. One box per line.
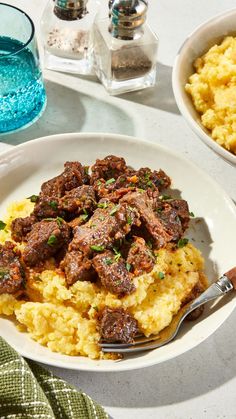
23, 219, 71, 267
11, 215, 37, 242
59, 185, 97, 217
152, 169, 171, 190
121, 191, 172, 248
70, 203, 140, 257
40, 162, 88, 199
155, 200, 183, 241
90, 155, 129, 184
0, 242, 24, 294
60, 250, 97, 285
92, 250, 135, 296
100, 307, 138, 343
33, 196, 63, 219
127, 237, 155, 276
169, 199, 190, 231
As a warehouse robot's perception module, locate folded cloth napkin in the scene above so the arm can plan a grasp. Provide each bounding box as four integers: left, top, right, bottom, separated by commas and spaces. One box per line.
0, 337, 108, 419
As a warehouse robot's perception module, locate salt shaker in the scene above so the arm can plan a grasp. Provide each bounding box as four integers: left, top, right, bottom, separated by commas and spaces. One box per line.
93, 0, 158, 95
41, 0, 99, 74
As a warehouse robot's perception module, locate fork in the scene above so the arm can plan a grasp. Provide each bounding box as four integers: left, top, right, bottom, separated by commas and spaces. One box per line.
101, 268, 236, 353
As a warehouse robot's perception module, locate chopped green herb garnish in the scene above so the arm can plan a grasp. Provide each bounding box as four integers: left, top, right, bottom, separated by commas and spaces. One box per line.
104, 258, 113, 265
90, 245, 105, 252
158, 272, 165, 280
126, 262, 131, 272
81, 214, 89, 221
56, 217, 64, 226
110, 205, 119, 216
93, 306, 99, 312
0, 220, 6, 230
47, 234, 57, 246
98, 202, 108, 209
161, 195, 171, 201
113, 247, 122, 262
189, 211, 195, 217
147, 180, 153, 187
105, 178, 115, 186
127, 215, 132, 225
27, 195, 38, 203
49, 201, 58, 210
147, 240, 153, 249
177, 238, 189, 248
0, 268, 9, 279
84, 166, 89, 175
156, 208, 163, 213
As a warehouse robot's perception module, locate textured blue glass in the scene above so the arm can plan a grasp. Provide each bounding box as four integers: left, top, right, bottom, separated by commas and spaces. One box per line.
0, 37, 46, 133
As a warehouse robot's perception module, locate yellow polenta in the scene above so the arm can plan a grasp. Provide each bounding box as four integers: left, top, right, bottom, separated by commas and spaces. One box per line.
185, 36, 236, 154
0, 200, 206, 359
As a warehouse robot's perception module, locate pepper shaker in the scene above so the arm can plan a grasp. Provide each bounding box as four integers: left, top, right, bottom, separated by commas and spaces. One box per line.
41, 0, 99, 74
93, 0, 158, 94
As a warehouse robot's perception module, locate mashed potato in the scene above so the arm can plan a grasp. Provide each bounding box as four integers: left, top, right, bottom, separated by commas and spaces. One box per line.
185, 36, 236, 154
0, 200, 207, 359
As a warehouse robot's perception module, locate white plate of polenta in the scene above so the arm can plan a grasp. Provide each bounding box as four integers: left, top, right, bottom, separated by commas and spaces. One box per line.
0, 133, 235, 372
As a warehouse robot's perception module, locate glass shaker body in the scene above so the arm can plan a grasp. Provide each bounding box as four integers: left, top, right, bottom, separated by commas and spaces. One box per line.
41, 0, 98, 74
93, 17, 158, 95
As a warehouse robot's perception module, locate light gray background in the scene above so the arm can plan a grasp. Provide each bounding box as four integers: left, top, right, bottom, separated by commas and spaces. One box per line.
1, 1, 236, 418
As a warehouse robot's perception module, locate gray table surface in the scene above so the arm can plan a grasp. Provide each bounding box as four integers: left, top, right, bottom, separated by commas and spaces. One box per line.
1, 1, 236, 418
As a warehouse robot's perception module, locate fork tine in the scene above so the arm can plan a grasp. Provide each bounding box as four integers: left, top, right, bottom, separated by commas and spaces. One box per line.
101, 337, 168, 353
101, 334, 159, 349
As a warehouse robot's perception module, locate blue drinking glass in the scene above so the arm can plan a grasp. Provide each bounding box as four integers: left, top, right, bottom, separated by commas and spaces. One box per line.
0, 3, 47, 133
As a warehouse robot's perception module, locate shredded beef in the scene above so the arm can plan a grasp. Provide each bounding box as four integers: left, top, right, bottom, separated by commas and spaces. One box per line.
92, 250, 135, 296
0, 242, 24, 294
40, 162, 89, 199
100, 307, 138, 343
23, 219, 71, 267
121, 190, 172, 248
59, 185, 97, 217
11, 215, 37, 242
70, 203, 140, 257
90, 155, 129, 184
127, 236, 155, 276
60, 250, 97, 285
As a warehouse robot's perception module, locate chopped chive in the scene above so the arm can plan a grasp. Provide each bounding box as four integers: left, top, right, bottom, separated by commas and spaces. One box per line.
127, 215, 132, 225
105, 178, 115, 185
0, 220, 6, 230
147, 180, 153, 187
56, 217, 64, 226
47, 234, 57, 246
90, 245, 104, 252
27, 195, 38, 203
93, 306, 99, 312
161, 195, 171, 201
126, 262, 131, 272
189, 211, 195, 217
49, 200, 58, 210
80, 214, 89, 221
109, 205, 119, 216
177, 238, 189, 248
104, 258, 113, 265
97, 202, 108, 209
158, 271, 165, 280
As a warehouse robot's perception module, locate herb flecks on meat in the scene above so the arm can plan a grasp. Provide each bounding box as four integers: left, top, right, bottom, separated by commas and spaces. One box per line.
0, 242, 25, 294
100, 307, 138, 343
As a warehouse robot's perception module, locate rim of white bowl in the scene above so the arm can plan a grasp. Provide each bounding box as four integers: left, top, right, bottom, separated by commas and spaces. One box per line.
172, 7, 236, 166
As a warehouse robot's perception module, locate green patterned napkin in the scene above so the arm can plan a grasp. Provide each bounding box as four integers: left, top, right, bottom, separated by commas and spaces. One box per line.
0, 337, 108, 419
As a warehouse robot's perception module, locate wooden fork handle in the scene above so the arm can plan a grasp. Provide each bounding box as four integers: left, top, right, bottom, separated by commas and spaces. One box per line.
224, 267, 236, 290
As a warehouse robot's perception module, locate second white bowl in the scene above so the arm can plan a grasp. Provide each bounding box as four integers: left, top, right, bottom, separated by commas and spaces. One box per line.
172, 8, 236, 166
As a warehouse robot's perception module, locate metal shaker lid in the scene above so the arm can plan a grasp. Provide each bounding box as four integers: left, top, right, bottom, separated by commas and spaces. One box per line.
54, 0, 88, 20
110, 0, 148, 33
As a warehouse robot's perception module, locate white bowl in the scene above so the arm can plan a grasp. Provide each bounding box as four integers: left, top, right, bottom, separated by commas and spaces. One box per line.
172, 8, 236, 166
0, 132, 236, 372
